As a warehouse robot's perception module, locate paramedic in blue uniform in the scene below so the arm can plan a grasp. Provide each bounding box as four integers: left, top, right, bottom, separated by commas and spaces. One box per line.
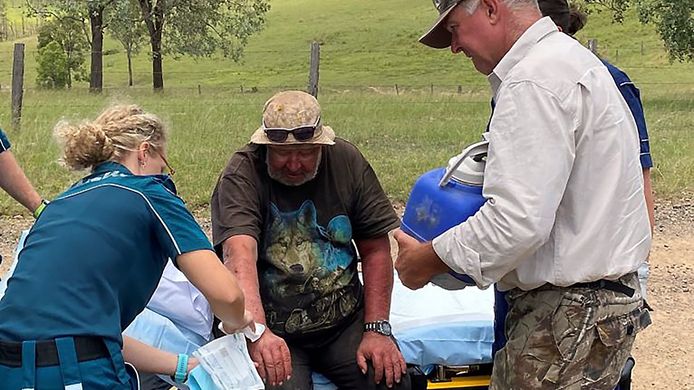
0, 104, 250, 389
0, 128, 44, 217
491, 0, 657, 357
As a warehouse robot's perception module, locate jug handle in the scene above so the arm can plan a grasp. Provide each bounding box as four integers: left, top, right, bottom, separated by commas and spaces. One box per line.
438, 140, 489, 187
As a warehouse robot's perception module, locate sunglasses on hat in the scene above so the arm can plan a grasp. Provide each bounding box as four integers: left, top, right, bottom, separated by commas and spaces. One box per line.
262, 117, 321, 143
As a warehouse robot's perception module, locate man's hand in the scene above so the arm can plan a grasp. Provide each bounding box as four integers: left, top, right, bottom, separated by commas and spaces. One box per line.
356, 332, 407, 388
394, 229, 449, 290
247, 329, 292, 387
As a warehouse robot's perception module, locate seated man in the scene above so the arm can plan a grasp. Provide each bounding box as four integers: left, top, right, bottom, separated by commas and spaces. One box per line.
211, 90, 412, 390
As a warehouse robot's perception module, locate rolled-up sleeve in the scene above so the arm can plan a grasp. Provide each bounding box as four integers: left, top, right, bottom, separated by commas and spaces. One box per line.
0, 129, 11, 153
432, 81, 576, 288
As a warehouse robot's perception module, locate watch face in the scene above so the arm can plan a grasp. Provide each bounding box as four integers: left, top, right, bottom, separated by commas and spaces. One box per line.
380, 321, 392, 336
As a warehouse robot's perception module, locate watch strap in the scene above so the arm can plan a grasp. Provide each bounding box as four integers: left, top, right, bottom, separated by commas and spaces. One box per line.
364, 320, 391, 335
33, 199, 49, 219
174, 353, 189, 382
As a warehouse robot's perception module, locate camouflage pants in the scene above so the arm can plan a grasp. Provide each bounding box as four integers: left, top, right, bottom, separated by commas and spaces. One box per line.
490, 273, 651, 390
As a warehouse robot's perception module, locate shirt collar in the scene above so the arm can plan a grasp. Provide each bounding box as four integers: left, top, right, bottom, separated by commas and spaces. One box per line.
90, 161, 179, 195
92, 161, 133, 175
487, 17, 559, 95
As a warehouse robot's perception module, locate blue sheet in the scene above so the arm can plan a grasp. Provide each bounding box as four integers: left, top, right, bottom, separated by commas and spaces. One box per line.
389, 271, 495, 368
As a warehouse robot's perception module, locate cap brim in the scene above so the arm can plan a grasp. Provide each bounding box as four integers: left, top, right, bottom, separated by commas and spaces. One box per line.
419, 5, 455, 49
250, 125, 336, 145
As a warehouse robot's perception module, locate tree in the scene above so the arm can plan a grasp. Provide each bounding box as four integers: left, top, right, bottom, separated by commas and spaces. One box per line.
86, 0, 117, 92
584, 0, 694, 61
108, 0, 146, 86
635, 0, 694, 62
28, 0, 118, 92
36, 41, 70, 88
36, 18, 89, 88
138, 0, 270, 90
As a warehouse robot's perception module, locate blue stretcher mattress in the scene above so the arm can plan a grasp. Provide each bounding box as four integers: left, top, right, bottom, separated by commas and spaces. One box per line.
389, 272, 495, 368
313, 275, 495, 389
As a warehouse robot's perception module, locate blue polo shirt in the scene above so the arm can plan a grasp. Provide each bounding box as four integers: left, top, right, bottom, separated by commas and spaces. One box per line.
0, 129, 12, 153
0, 161, 212, 345
603, 60, 653, 169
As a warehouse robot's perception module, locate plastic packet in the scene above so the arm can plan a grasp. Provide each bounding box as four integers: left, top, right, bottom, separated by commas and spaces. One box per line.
191, 333, 263, 390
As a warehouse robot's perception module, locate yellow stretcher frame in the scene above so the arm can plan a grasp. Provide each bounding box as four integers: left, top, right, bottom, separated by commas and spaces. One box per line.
425, 363, 492, 390
427, 375, 491, 389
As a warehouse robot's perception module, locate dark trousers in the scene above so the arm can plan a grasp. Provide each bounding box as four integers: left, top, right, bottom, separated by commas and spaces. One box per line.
138, 372, 171, 390
267, 310, 414, 390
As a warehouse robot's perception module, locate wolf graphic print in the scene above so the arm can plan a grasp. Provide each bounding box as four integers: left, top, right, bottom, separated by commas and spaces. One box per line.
261, 200, 360, 336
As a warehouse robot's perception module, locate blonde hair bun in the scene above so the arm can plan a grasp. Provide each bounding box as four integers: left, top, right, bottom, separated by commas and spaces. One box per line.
54, 104, 167, 171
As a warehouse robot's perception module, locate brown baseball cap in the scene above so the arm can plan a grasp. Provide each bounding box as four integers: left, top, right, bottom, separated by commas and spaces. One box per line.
419, 0, 464, 49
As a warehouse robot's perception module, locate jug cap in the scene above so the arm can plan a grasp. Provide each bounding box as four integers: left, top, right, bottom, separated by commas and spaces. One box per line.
442, 140, 487, 187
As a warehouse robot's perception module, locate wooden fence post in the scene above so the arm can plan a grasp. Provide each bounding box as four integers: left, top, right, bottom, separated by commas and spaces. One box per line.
587, 39, 598, 55
307, 42, 320, 98
11, 43, 25, 131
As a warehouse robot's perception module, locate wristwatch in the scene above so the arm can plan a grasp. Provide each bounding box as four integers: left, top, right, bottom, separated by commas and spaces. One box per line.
364, 320, 392, 337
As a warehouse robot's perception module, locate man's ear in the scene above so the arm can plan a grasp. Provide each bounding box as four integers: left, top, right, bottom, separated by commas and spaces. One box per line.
482, 0, 500, 24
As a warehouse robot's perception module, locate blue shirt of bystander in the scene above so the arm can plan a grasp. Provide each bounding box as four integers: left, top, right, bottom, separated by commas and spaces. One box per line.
0, 129, 12, 153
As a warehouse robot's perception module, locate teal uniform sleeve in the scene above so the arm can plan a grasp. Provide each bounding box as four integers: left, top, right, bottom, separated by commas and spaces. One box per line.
0, 128, 12, 153
146, 183, 213, 267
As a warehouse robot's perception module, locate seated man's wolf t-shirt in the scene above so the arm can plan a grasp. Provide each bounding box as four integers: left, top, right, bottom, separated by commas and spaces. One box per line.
211, 138, 399, 345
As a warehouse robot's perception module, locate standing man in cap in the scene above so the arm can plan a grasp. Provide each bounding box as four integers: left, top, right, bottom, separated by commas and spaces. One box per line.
395, 1, 652, 389
211, 90, 412, 390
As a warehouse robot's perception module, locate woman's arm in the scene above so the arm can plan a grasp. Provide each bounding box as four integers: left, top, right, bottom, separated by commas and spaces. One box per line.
122, 335, 198, 375
177, 249, 251, 331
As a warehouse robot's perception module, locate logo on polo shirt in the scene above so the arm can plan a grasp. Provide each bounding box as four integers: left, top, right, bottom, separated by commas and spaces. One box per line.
78, 170, 129, 186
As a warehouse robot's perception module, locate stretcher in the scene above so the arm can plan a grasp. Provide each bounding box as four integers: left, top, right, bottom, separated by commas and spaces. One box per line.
312, 273, 494, 390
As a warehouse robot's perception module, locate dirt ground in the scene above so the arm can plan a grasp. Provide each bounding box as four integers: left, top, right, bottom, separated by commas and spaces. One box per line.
1, 198, 692, 389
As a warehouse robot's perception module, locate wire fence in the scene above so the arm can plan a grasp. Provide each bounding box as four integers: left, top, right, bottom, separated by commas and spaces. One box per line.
1, 41, 692, 113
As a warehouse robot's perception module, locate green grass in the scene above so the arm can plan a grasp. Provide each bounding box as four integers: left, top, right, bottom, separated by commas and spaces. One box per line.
0, 0, 691, 215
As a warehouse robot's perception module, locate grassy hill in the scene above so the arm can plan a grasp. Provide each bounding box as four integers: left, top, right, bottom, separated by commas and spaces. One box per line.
0, 0, 691, 214
1, 0, 692, 92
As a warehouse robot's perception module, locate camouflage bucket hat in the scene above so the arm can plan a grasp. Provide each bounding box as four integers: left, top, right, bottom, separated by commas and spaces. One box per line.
250, 90, 336, 145
419, 0, 464, 49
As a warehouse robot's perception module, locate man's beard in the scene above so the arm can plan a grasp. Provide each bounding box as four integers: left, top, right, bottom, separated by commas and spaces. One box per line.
266, 149, 322, 186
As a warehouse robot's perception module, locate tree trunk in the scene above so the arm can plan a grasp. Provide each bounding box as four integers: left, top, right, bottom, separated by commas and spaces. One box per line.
66, 50, 72, 89
89, 5, 104, 93
127, 49, 133, 87
139, 0, 165, 90
151, 34, 163, 90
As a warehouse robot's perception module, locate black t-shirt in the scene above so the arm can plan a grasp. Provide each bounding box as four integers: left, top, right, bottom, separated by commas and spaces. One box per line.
211, 138, 399, 343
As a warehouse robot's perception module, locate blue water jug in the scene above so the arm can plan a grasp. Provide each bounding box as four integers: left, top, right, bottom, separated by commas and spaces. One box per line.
401, 140, 488, 290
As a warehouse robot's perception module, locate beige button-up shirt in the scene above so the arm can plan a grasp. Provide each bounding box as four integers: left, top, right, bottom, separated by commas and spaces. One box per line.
432, 17, 651, 292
